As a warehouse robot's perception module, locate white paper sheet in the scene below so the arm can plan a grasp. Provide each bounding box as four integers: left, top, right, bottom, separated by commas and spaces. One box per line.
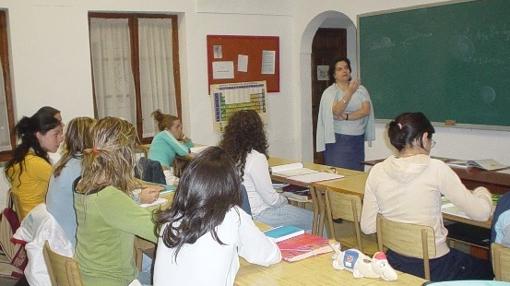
238, 54, 248, 72
261, 50, 276, 75
212, 61, 234, 79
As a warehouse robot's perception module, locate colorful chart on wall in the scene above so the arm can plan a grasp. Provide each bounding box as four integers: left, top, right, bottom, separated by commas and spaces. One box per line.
211, 81, 267, 132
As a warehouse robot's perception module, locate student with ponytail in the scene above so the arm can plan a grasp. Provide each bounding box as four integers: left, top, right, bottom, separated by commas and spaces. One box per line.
148, 109, 193, 169
74, 117, 160, 286
360, 112, 492, 281
5, 107, 63, 219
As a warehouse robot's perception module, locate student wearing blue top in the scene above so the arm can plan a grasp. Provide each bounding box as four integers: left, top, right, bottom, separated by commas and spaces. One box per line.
148, 110, 193, 169
316, 57, 375, 171
46, 117, 95, 247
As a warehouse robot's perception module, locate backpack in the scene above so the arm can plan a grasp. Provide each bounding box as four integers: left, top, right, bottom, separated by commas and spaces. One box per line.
0, 191, 27, 279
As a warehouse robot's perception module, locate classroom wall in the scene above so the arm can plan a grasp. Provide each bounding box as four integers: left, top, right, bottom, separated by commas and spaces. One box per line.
1, 0, 510, 209
291, 0, 510, 166
0, 0, 296, 208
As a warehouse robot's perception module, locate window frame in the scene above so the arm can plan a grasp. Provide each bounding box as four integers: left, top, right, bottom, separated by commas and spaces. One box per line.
0, 10, 15, 162
88, 12, 182, 144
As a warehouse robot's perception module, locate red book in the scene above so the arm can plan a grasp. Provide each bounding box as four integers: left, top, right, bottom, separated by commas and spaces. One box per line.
276, 233, 332, 262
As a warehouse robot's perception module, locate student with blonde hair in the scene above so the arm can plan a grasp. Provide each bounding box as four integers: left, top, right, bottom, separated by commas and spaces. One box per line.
46, 117, 95, 247
148, 109, 193, 169
74, 117, 160, 286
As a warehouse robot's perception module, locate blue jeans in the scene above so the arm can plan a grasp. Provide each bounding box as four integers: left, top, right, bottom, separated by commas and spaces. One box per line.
254, 204, 313, 232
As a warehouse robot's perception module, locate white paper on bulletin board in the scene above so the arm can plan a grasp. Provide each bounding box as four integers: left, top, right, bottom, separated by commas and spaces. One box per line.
210, 81, 267, 133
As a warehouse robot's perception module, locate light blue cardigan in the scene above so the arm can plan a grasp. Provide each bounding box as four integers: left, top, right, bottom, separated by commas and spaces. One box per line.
316, 84, 375, 152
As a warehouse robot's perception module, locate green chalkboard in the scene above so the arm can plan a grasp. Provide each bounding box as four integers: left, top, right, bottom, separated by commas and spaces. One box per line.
359, 0, 510, 127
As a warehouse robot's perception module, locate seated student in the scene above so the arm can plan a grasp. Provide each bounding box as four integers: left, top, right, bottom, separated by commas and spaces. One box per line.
148, 109, 193, 169
153, 147, 281, 286
360, 112, 493, 281
74, 117, 160, 286
5, 107, 63, 220
220, 110, 313, 232
492, 192, 510, 247
46, 117, 95, 248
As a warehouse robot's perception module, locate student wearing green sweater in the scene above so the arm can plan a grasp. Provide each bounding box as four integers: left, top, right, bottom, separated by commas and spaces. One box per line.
74, 117, 160, 286
148, 109, 193, 169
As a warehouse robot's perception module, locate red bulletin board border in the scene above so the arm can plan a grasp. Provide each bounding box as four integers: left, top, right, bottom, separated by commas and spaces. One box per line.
207, 35, 280, 93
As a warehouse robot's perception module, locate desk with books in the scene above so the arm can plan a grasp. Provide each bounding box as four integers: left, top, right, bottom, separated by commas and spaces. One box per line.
236, 222, 426, 286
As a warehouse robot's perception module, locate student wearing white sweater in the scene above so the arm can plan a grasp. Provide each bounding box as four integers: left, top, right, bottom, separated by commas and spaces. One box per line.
153, 147, 281, 286
220, 110, 314, 232
360, 112, 492, 281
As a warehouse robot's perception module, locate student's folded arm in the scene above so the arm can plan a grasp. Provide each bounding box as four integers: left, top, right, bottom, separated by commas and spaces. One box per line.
162, 131, 191, 156
440, 164, 492, 221
250, 154, 287, 207
237, 210, 281, 266
360, 176, 378, 234
97, 188, 157, 243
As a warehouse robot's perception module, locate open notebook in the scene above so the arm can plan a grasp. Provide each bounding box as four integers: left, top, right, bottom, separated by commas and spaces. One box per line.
271, 163, 343, 183
447, 159, 508, 171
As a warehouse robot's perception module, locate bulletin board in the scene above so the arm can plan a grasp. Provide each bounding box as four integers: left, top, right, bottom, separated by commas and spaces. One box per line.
207, 35, 279, 92
211, 81, 267, 133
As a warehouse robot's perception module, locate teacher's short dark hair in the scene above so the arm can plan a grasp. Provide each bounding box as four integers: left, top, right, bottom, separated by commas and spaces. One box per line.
329, 57, 352, 84
388, 112, 435, 151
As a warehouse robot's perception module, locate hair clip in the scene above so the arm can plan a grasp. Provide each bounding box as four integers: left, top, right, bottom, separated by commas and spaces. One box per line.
397, 123, 403, 130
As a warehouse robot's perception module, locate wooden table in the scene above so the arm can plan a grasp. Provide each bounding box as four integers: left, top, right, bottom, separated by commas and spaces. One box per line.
236, 251, 426, 286
364, 158, 510, 195
268, 157, 364, 234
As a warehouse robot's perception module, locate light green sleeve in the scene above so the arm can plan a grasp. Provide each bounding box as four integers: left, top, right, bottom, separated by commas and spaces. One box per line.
96, 187, 157, 243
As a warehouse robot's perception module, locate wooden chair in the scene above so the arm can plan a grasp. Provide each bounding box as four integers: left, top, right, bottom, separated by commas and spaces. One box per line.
43, 241, 83, 286
8, 189, 23, 222
324, 189, 378, 255
492, 243, 510, 281
376, 214, 436, 280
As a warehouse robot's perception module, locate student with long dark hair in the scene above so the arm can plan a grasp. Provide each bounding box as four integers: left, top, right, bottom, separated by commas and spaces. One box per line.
360, 112, 492, 281
154, 147, 281, 286
5, 107, 63, 219
220, 110, 313, 231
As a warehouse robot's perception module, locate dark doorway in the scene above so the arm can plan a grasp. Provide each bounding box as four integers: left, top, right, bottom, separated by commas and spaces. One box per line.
311, 28, 347, 164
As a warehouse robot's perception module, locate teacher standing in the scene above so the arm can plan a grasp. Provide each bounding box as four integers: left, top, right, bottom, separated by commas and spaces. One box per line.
316, 57, 375, 171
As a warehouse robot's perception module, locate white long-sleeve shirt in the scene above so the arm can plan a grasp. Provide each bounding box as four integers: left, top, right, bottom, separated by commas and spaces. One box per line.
242, 150, 288, 215
153, 206, 281, 286
360, 154, 492, 258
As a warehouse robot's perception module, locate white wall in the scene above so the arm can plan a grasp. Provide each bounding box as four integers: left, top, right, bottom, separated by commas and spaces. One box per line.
291, 0, 510, 165
0, 0, 296, 209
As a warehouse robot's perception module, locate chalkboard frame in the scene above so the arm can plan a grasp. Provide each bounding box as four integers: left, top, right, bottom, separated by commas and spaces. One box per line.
356, 0, 510, 132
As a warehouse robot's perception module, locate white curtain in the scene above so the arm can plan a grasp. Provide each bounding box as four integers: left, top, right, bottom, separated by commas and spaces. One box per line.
90, 18, 136, 124
138, 18, 177, 137
0, 63, 11, 151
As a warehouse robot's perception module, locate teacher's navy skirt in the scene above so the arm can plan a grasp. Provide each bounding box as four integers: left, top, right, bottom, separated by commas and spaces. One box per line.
324, 133, 364, 171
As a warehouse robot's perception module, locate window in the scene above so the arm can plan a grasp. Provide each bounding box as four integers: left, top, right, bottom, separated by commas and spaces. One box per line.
0, 11, 15, 162
88, 13, 181, 143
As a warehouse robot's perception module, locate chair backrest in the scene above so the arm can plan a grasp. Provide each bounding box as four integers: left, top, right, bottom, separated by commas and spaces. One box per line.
492, 242, 510, 281
43, 241, 83, 286
324, 189, 363, 249
9, 190, 23, 222
325, 190, 361, 222
376, 214, 436, 280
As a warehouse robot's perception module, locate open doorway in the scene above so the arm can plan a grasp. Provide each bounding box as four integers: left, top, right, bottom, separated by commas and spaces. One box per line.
300, 11, 357, 163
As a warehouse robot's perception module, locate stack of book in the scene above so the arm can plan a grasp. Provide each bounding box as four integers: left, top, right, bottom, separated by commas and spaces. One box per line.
264, 226, 332, 262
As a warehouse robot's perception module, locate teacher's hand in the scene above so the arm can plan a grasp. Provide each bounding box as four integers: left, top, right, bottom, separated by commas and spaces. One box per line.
346, 79, 360, 95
